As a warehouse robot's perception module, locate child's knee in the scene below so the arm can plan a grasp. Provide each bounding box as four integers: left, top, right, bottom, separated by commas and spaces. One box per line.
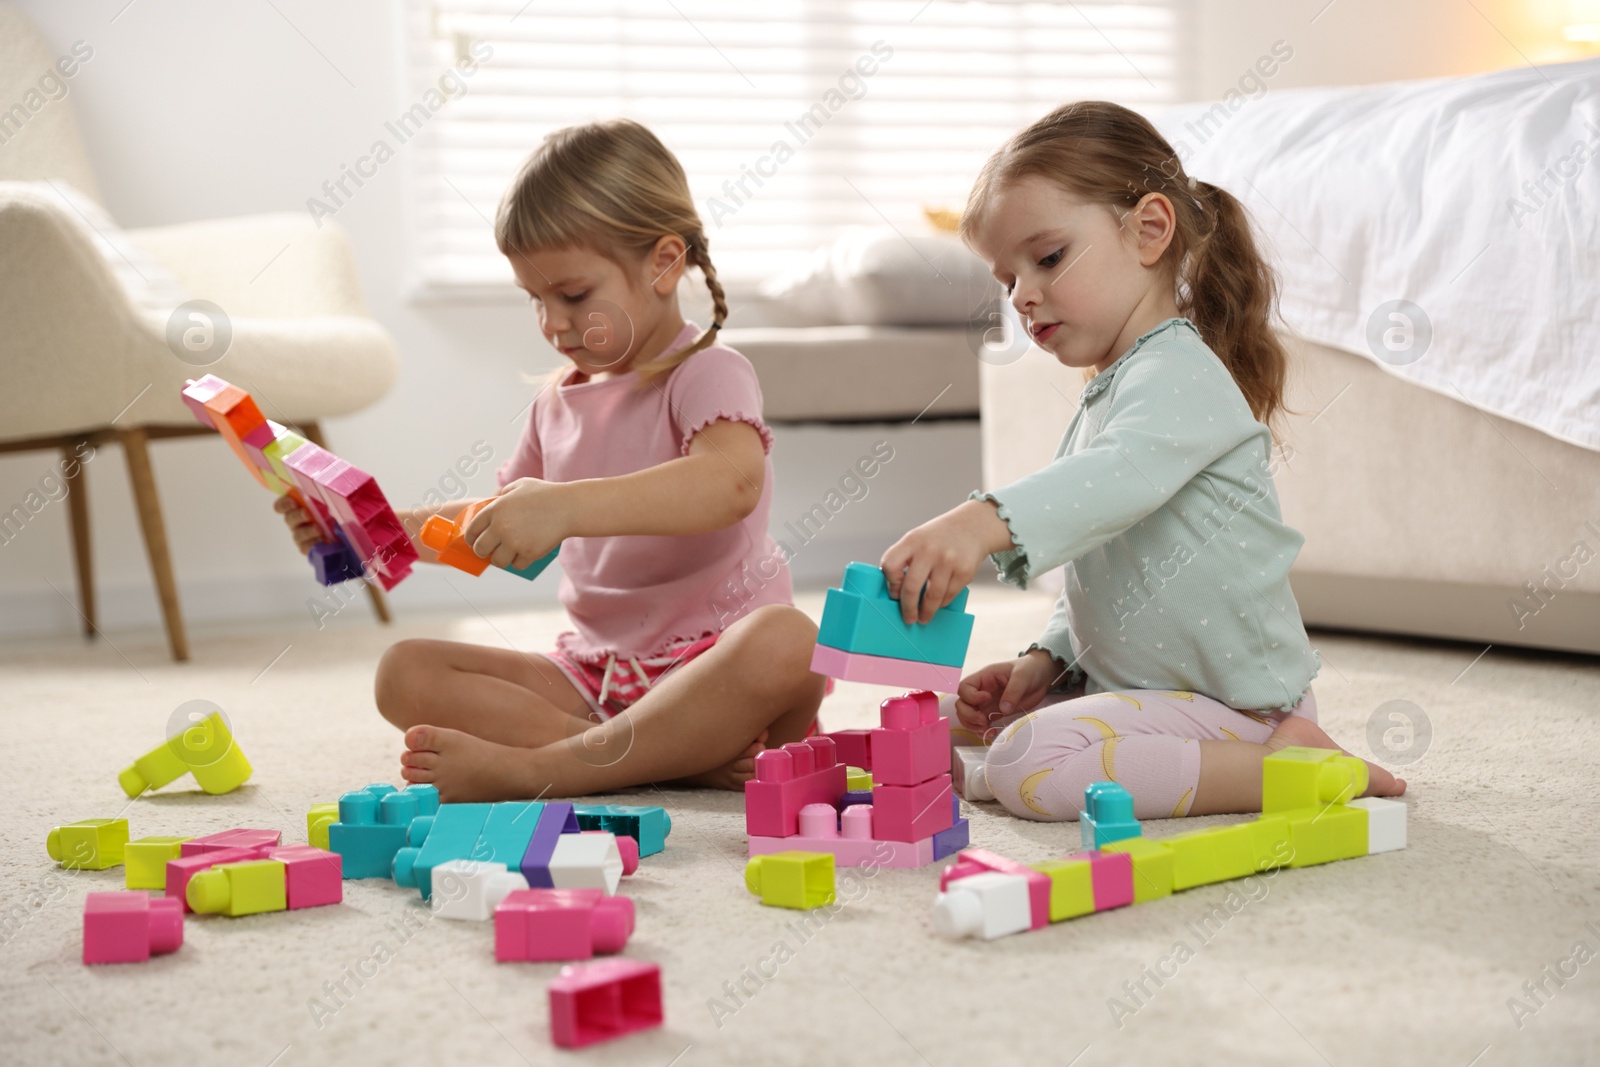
374, 639, 432, 721
984, 717, 1107, 822
725, 604, 818, 684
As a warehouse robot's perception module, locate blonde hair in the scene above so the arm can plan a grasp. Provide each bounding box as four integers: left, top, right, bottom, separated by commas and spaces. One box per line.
962, 101, 1292, 435
495, 118, 727, 381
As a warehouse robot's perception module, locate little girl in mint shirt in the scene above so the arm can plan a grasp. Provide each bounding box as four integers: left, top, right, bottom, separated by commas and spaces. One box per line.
881, 101, 1406, 821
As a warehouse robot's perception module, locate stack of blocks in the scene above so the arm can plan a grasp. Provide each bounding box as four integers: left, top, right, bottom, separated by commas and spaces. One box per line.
745, 690, 965, 874
181, 375, 418, 589
933, 751, 1408, 940
808, 562, 974, 691
419, 498, 559, 582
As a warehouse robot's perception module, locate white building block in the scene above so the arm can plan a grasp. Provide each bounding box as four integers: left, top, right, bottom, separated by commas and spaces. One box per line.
548, 832, 623, 895
931, 871, 1031, 941
431, 860, 528, 921
952, 746, 993, 802
1349, 797, 1407, 854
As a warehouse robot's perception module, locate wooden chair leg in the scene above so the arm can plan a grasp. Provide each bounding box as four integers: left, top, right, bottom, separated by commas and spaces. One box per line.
300, 420, 393, 625
62, 441, 96, 638
119, 426, 189, 662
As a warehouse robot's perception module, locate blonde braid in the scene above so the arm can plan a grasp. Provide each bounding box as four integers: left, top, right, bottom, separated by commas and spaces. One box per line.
635, 231, 728, 381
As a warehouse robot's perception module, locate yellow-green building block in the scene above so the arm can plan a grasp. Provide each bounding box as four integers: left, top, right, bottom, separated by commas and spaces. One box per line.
1162, 823, 1258, 890
1247, 814, 1292, 872
187, 859, 288, 916
846, 767, 873, 791
118, 711, 253, 797
118, 741, 190, 797
125, 836, 191, 889
745, 851, 835, 909
1284, 804, 1368, 867
1101, 837, 1175, 902
307, 803, 339, 850
1263, 746, 1367, 815
46, 819, 129, 870
1030, 858, 1096, 920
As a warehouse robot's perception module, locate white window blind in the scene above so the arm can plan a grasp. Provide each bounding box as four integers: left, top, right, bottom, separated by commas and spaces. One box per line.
405, 0, 1191, 299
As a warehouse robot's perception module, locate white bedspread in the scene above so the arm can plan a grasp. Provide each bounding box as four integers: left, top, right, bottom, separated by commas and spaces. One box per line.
1143, 57, 1600, 451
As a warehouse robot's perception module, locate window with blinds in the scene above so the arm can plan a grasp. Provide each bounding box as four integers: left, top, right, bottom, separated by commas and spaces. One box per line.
405, 0, 1192, 299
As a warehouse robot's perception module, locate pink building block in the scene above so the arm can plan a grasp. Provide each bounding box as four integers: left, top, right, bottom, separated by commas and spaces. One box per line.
809, 644, 962, 692
939, 847, 1051, 930
83, 892, 183, 964
1067, 850, 1135, 911
180, 829, 281, 857
743, 737, 848, 838
872, 773, 953, 842
165, 846, 261, 913
548, 959, 663, 1049
871, 690, 950, 787
748, 804, 934, 868
266, 845, 343, 909
495, 888, 634, 962
823, 729, 873, 771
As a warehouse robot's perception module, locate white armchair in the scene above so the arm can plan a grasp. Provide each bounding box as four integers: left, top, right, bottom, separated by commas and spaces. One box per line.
0, 4, 400, 659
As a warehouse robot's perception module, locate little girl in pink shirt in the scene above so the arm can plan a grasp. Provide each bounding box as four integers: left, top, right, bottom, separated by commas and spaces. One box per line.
282, 120, 826, 801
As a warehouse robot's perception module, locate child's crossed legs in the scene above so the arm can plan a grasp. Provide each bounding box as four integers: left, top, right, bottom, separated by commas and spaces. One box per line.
972, 688, 1404, 821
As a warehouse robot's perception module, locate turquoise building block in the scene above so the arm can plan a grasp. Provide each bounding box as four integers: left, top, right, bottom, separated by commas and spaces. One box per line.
1080, 781, 1141, 850
393, 803, 492, 900
506, 546, 559, 581
571, 804, 672, 857
328, 783, 440, 879
471, 801, 545, 867
815, 562, 974, 668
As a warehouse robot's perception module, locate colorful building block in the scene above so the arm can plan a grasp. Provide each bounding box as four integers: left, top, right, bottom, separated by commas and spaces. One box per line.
165, 846, 262, 913
1030, 857, 1097, 921
125, 837, 191, 890
825, 730, 873, 772
815, 562, 974, 667
471, 801, 546, 868
591, 831, 639, 876
1065, 849, 1134, 911
1100, 837, 1176, 903
1262, 746, 1368, 814
47, 819, 128, 870
495, 888, 634, 963
1349, 797, 1407, 853
745, 851, 836, 909
571, 804, 671, 858
1284, 804, 1369, 867
940, 848, 1050, 929
808, 644, 962, 692
117, 710, 252, 796
83, 892, 183, 964
844, 766, 873, 791
1160, 822, 1260, 891
518, 802, 580, 889
932, 871, 1032, 941
840, 789, 874, 809
307, 803, 338, 850
328, 783, 440, 879
186, 859, 288, 917
932, 792, 969, 860
1080, 781, 1141, 849
180, 828, 281, 857
870, 690, 951, 787
548, 959, 663, 1049
872, 773, 953, 842
394, 802, 493, 900
431, 859, 529, 921
743, 738, 848, 838
748, 804, 934, 869
420, 498, 558, 581
266, 845, 343, 909
543, 833, 624, 895
952, 745, 993, 802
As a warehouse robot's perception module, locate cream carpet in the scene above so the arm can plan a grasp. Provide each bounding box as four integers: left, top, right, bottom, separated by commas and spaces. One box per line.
3, 586, 1598, 1067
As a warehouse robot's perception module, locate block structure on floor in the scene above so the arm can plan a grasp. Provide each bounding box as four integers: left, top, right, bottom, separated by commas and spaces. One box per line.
934, 757, 1408, 940
325, 783, 439, 879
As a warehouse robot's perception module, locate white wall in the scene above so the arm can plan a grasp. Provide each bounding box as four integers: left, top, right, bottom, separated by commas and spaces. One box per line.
0, 0, 1578, 641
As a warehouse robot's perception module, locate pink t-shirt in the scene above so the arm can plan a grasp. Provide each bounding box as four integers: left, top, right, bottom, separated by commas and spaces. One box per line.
497, 322, 793, 661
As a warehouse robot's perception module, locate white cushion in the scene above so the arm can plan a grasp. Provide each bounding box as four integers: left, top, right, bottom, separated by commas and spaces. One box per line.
21, 180, 190, 313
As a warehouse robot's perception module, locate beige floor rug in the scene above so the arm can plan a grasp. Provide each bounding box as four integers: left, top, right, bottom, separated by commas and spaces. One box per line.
3, 586, 1597, 1066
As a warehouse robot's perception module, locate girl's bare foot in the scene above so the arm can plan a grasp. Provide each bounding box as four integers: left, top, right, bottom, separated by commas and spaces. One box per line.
401, 725, 544, 802
1266, 715, 1407, 798
668, 732, 768, 791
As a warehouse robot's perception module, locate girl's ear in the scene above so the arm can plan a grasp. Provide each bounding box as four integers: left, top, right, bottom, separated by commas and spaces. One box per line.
645, 234, 688, 295
1129, 192, 1177, 267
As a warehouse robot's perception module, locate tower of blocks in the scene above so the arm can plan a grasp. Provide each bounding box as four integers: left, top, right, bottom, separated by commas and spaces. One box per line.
931, 750, 1408, 940
809, 562, 975, 691
420, 498, 559, 582
745, 690, 968, 871
181, 375, 418, 589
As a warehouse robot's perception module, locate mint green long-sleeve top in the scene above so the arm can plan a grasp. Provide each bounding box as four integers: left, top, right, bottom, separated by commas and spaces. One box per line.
974, 317, 1319, 713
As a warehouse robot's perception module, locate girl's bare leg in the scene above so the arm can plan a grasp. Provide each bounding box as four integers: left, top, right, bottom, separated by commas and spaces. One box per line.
375, 639, 594, 748
400, 605, 828, 801
1190, 715, 1407, 816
